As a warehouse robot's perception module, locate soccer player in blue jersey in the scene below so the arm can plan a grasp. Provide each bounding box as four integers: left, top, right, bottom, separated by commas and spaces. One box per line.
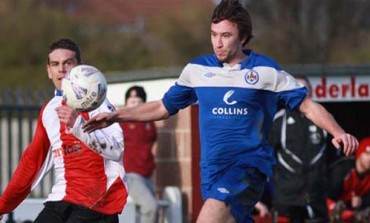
83, 0, 358, 222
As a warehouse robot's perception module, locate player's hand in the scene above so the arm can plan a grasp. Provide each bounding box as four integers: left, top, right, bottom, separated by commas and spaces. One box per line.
254, 202, 270, 217
82, 112, 115, 133
351, 192, 362, 209
332, 133, 358, 156
55, 105, 79, 128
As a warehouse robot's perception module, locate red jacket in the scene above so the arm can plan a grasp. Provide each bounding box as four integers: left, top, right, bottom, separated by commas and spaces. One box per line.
340, 137, 370, 204
120, 121, 157, 177
340, 169, 370, 203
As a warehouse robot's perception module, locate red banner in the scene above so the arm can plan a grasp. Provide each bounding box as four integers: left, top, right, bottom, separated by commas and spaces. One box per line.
309, 76, 370, 102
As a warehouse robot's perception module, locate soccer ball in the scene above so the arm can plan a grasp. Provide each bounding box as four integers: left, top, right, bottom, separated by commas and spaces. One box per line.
61, 64, 107, 112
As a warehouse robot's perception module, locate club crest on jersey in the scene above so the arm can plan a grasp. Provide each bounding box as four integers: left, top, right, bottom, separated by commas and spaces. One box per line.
245, 69, 259, 85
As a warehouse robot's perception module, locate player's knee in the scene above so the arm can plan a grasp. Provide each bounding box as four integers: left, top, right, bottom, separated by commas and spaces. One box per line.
140, 197, 158, 214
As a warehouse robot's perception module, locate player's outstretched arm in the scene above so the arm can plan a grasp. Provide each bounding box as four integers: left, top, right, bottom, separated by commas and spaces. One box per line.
56, 102, 125, 161
83, 100, 169, 133
82, 112, 116, 133
299, 97, 358, 156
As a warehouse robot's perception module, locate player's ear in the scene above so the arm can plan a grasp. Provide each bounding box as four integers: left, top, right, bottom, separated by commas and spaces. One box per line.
240, 35, 248, 47
46, 65, 53, 79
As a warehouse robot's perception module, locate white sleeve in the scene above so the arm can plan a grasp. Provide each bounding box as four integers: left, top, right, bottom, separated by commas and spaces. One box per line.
71, 100, 124, 161
274, 70, 304, 92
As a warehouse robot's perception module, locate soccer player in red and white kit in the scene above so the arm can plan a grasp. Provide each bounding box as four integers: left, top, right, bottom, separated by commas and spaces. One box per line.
0, 38, 127, 223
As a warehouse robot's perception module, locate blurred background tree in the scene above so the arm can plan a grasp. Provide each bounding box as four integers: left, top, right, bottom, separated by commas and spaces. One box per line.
246, 0, 370, 63
0, 0, 369, 92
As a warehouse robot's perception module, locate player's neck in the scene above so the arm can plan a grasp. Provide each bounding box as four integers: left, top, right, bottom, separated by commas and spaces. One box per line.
224, 51, 248, 66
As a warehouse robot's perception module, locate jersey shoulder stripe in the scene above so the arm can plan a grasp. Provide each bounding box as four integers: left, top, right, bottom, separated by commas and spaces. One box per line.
244, 51, 282, 71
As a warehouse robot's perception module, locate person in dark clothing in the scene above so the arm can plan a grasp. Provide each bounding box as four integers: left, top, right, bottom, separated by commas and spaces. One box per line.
269, 76, 329, 223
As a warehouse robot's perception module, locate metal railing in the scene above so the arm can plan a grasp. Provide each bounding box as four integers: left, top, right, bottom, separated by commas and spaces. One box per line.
0, 89, 53, 198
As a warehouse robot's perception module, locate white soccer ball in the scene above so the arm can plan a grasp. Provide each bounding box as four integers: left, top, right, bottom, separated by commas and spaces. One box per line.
61, 64, 107, 112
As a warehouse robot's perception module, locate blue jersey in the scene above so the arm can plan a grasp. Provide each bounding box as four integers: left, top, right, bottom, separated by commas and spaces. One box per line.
162, 50, 307, 185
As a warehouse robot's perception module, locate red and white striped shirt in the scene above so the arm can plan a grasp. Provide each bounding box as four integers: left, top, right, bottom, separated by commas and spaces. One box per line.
0, 91, 127, 215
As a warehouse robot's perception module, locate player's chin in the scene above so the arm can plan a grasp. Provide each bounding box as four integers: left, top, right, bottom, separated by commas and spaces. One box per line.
216, 54, 227, 63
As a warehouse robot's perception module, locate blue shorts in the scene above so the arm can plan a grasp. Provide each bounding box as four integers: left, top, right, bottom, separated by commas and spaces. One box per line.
201, 166, 266, 223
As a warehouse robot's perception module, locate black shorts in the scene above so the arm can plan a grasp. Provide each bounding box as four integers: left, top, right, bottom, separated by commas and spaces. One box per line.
34, 201, 118, 223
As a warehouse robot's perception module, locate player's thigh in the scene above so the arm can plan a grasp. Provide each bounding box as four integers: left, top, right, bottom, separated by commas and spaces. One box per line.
197, 198, 236, 223
201, 166, 266, 222
127, 173, 157, 208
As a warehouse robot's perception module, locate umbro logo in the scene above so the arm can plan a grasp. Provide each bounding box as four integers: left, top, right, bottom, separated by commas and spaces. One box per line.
204, 72, 216, 78
217, 187, 230, 194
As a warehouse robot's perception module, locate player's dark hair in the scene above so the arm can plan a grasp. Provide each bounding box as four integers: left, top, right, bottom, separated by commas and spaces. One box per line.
211, 0, 253, 46
125, 85, 147, 103
47, 38, 82, 64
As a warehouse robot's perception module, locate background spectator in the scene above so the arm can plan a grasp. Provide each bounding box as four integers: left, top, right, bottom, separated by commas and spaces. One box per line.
269, 76, 329, 223
120, 86, 158, 223
327, 137, 370, 222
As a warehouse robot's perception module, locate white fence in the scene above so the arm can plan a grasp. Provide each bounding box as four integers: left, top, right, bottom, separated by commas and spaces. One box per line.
0, 105, 55, 198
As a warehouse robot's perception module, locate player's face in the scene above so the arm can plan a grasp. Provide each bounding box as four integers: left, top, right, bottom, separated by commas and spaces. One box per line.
211, 19, 246, 65
126, 97, 144, 108
47, 49, 79, 90
359, 147, 370, 172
